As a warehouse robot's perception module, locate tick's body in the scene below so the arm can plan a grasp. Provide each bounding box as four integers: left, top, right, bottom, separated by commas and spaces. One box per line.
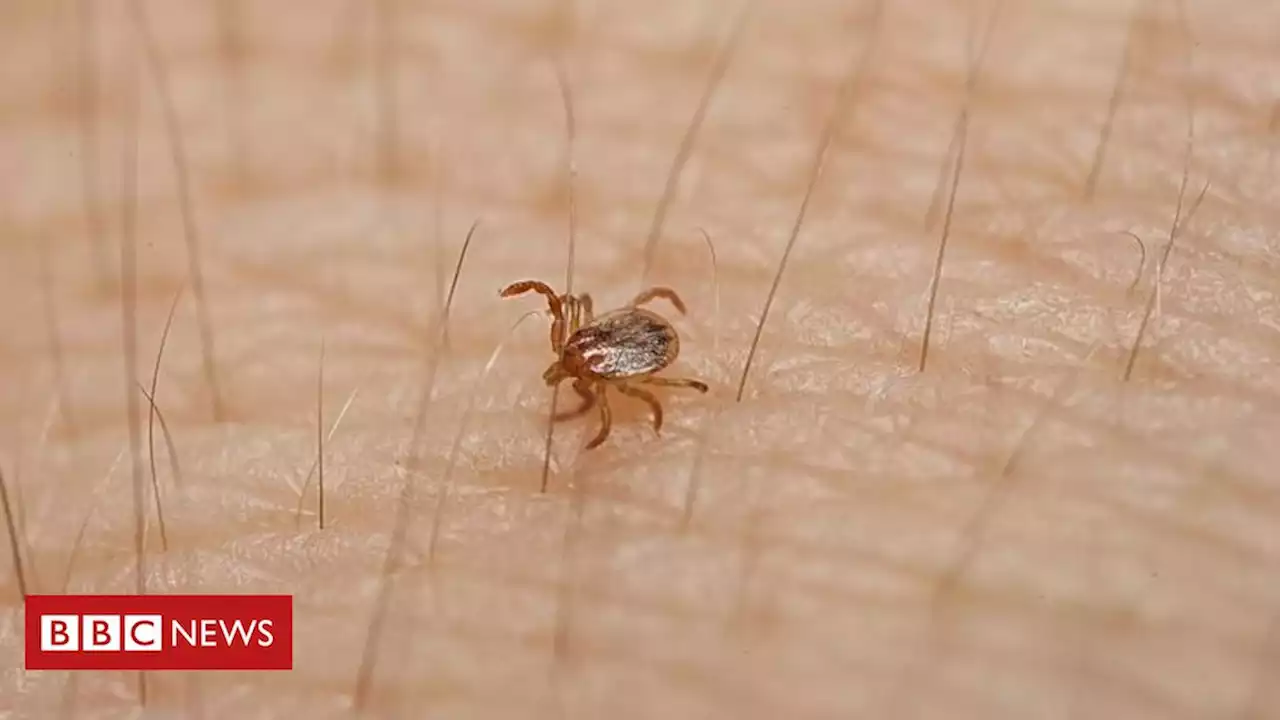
501, 280, 708, 449
562, 308, 678, 379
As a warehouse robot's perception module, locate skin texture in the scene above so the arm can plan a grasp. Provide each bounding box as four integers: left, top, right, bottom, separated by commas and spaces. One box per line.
2, 0, 1280, 718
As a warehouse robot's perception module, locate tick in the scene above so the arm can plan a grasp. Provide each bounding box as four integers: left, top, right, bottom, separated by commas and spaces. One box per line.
500, 280, 709, 449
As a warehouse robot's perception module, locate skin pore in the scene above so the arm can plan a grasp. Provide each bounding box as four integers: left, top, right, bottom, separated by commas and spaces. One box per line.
2, 0, 1279, 717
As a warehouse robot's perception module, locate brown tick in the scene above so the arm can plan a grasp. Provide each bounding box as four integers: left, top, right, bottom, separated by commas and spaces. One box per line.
500, 280, 709, 449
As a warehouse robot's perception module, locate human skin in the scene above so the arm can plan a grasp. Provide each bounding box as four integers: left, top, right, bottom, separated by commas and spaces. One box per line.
1, 0, 1279, 717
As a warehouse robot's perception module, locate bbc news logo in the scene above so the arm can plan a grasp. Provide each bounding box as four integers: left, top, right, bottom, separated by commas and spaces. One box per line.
25, 595, 292, 671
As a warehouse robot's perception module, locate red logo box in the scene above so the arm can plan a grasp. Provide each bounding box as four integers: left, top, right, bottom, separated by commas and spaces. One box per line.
25, 595, 292, 671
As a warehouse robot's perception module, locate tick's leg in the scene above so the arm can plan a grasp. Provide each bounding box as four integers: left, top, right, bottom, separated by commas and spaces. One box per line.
630, 286, 687, 315
554, 378, 596, 421
641, 376, 709, 393
616, 382, 664, 435
501, 280, 567, 353
559, 292, 596, 341
567, 293, 594, 334
543, 361, 568, 386
585, 385, 613, 449
501, 280, 561, 309
564, 293, 584, 335
564, 296, 578, 335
